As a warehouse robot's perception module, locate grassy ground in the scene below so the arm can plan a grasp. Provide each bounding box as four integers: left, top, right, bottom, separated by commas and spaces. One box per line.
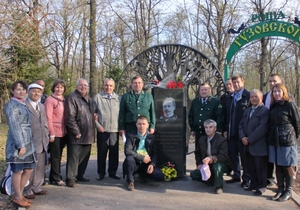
0, 124, 8, 175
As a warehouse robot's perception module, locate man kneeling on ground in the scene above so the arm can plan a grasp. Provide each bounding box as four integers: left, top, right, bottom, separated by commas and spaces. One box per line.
190, 119, 231, 194
123, 115, 164, 191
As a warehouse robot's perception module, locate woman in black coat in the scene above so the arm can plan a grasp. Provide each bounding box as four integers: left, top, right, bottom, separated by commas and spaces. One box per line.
268, 83, 300, 202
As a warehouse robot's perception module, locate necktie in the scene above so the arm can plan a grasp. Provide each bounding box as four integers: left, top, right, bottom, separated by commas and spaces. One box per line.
36, 104, 40, 118
249, 107, 256, 118
234, 93, 240, 106
207, 137, 212, 156
202, 98, 207, 104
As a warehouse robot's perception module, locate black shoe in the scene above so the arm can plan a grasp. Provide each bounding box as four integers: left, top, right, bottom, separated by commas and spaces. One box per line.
226, 178, 240, 183
278, 191, 292, 202
97, 175, 105, 181
244, 186, 255, 191
253, 190, 263, 196
67, 180, 76, 188
215, 186, 223, 194
241, 180, 250, 188
77, 177, 90, 182
272, 190, 284, 201
109, 174, 121, 180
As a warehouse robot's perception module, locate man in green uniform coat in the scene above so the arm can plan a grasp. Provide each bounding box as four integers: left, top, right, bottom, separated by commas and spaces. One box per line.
119, 76, 156, 137
188, 83, 223, 148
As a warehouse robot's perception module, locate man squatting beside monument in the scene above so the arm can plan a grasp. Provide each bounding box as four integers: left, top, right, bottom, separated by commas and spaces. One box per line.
190, 119, 231, 194
123, 116, 164, 191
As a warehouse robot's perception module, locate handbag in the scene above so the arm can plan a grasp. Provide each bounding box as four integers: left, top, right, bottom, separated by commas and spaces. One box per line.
200, 164, 211, 181
0, 165, 13, 195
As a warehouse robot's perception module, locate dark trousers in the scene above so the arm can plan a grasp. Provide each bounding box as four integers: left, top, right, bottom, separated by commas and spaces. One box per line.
228, 138, 250, 182
124, 156, 164, 183
49, 136, 67, 182
246, 153, 267, 190
97, 132, 119, 176
267, 161, 275, 182
190, 162, 229, 188
66, 144, 91, 181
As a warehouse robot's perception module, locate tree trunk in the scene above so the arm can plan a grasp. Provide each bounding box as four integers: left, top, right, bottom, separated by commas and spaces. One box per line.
259, 37, 268, 92
89, 0, 97, 97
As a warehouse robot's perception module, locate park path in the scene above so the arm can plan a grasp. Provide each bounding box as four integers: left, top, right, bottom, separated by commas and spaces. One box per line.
24, 146, 299, 210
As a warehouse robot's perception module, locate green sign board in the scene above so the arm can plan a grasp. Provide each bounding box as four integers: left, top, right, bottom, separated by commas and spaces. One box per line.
224, 20, 300, 80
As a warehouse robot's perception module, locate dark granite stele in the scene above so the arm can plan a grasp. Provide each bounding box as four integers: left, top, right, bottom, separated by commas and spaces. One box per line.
152, 87, 186, 178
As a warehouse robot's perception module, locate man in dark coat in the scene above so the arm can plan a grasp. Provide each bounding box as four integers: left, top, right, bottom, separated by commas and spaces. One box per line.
123, 116, 164, 191
190, 119, 231, 194
239, 89, 269, 195
224, 74, 251, 188
64, 78, 96, 187
220, 78, 234, 133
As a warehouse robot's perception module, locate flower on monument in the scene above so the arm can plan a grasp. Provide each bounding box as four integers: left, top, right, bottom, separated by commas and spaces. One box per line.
166, 80, 184, 89
161, 162, 177, 180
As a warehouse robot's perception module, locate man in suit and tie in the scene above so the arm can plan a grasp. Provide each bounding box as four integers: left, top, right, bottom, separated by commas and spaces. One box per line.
239, 89, 269, 195
23, 84, 49, 199
224, 74, 251, 188
188, 83, 223, 149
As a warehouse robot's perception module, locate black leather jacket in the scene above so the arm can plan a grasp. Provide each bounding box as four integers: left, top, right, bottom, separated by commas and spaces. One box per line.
124, 133, 157, 167
269, 100, 300, 147
64, 90, 95, 144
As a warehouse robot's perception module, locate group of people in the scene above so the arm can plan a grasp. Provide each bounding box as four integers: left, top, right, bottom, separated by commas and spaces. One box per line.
4, 73, 299, 207
189, 74, 299, 202
4, 76, 161, 208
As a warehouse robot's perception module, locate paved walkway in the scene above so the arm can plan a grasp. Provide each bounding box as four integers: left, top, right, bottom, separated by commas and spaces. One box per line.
24, 150, 299, 210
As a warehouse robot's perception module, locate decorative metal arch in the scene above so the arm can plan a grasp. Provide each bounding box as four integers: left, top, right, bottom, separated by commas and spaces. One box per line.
116, 44, 225, 100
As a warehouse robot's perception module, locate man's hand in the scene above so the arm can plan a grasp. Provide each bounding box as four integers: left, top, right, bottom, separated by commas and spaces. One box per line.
197, 164, 202, 170
202, 157, 211, 165
93, 113, 98, 121
119, 130, 125, 137
149, 128, 155, 134
97, 125, 105, 133
143, 155, 151, 164
49, 137, 55, 143
147, 164, 154, 174
241, 137, 249, 145
223, 131, 227, 139
76, 134, 81, 139
18, 147, 26, 156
